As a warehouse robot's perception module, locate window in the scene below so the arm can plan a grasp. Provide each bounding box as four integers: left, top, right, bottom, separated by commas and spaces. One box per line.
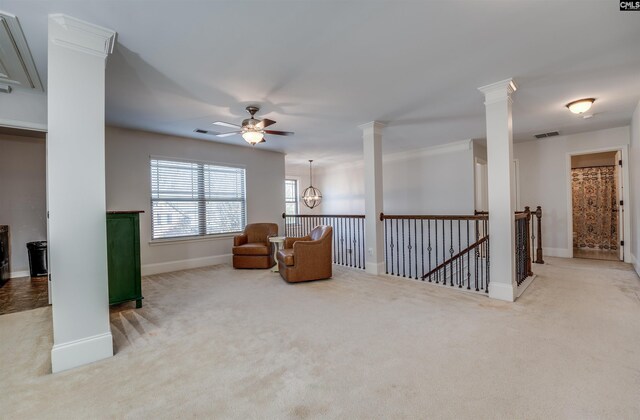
150, 158, 246, 240
285, 179, 299, 215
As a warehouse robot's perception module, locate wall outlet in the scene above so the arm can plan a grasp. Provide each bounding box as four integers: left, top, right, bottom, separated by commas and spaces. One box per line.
368, 248, 373, 256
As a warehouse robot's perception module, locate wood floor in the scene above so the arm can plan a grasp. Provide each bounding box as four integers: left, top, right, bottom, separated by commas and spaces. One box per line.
0, 276, 49, 315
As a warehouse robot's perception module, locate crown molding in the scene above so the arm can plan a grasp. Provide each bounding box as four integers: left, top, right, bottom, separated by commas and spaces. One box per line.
359, 121, 386, 135
49, 14, 116, 58
478, 78, 517, 105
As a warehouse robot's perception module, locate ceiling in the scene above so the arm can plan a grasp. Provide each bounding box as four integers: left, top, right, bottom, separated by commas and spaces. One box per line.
4, 1, 640, 166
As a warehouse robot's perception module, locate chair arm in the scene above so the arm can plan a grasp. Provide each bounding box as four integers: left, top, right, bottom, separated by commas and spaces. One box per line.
285, 235, 311, 249
233, 234, 248, 246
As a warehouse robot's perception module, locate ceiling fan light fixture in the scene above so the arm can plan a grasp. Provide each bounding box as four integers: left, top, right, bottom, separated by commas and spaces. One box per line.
242, 130, 264, 145
566, 98, 595, 114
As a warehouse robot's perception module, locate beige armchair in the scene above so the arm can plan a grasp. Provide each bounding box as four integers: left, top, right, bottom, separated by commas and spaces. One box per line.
277, 225, 333, 282
233, 223, 278, 269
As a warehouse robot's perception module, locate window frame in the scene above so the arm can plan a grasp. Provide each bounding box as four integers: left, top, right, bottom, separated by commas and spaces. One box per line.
285, 178, 300, 216
149, 156, 247, 242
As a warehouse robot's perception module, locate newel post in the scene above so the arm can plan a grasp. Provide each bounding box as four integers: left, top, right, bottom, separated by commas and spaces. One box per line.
535, 206, 544, 264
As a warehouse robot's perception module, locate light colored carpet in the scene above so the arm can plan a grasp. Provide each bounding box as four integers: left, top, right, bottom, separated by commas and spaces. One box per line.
1, 257, 639, 419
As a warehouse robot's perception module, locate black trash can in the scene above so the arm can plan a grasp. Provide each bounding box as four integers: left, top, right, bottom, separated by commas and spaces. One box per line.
26, 241, 48, 277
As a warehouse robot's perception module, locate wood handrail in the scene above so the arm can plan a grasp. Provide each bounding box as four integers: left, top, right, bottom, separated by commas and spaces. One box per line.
421, 235, 489, 280
380, 213, 488, 221
282, 213, 365, 219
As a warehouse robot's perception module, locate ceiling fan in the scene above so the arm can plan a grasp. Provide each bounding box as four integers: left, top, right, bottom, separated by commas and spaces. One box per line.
195, 106, 294, 145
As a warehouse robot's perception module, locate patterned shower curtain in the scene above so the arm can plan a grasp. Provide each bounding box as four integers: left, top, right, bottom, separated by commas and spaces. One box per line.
571, 166, 618, 250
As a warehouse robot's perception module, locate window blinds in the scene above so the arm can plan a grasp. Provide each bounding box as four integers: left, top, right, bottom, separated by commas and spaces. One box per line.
150, 158, 246, 239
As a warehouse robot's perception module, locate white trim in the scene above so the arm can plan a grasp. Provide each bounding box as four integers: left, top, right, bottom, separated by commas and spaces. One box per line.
358, 121, 386, 132
384, 139, 473, 164
51, 332, 113, 373
488, 281, 516, 302
9, 270, 29, 279
0, 11, 44, 91
632, 254, 640, 279
364, 261, 385, 276
149, 233, 236, 246
141, 254, 232, 276
478, 78, 517, 105
0, 118, 47, 132
516, 275, 537, 298
566, 146, 631, 262
544, 247, 572, 258
150, 154, 247, 170
379, 272, 489, 298
49, 14, 116, 58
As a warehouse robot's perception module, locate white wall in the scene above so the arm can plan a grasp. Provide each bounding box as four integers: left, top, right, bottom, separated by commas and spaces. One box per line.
514, 126, 631, 257
0, 134, 47, 276
383, 142, 475, 214
105, 126, 285, 275
293, 140, 476, 216
630, 100, 640, 276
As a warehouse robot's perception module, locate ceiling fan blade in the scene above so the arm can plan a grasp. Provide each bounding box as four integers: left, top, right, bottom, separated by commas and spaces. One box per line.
212, 121, 242, 129
264, 130, 294, 136
256, 118, 276, 129
216, 131, 242, 138
194, 129, 223, 136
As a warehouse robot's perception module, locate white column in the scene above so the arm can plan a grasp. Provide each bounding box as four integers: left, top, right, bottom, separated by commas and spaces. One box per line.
48, 14, 116, 372
478, 79, 517, 302
360, 121, 385, 275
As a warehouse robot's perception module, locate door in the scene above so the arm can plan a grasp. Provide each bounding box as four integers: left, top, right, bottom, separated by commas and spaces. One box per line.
615, 151, 624, 261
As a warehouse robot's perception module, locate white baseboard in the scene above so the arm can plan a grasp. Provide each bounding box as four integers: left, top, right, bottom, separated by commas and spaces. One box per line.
9, 270, 30, 279
543, 247, 572, 258
141, 254, 232, 276
631, 253, 640, 279
364, 261, 385, 276
489, 282, 516, 302
516, 275, 537, 298
51, 332, 113, 373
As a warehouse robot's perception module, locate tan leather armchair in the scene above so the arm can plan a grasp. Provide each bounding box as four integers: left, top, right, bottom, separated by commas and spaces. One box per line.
232, 223, 278, 269
277, 225, 333, 282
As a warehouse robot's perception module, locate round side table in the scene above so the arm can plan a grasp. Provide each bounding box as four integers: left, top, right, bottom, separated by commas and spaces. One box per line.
269, 236, 285, 272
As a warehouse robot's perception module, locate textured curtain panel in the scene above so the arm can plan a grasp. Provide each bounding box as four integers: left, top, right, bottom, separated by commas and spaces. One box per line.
571, 166, 618, 250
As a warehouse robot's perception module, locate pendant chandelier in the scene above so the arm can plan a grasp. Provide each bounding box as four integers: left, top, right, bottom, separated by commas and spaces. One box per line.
302, 160, 322, 209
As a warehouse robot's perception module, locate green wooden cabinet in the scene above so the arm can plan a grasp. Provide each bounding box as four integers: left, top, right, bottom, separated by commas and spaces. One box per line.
107, 211, 143, 308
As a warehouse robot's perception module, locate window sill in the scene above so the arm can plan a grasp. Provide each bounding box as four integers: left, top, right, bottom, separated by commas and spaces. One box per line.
149, 233, 238, 246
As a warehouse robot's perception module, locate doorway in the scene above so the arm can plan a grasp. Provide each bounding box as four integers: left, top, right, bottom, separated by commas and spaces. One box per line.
0, 126, 49, 315
570, 151, 622, 261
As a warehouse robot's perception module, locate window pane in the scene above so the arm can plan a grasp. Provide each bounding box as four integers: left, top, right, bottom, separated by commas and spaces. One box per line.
285, 202, 297, 215
206, 201, 245, 234
285, 179, 296, 201
151, 158, 246, 239
151, 201, 200, 238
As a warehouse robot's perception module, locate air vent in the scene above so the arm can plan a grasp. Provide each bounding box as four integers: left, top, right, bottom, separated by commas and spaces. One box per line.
0, 12, 43, 91
194, 129, 208, 134
534, 131, 560, 139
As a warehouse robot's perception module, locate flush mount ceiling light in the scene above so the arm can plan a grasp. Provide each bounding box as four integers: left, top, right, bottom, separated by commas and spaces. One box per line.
566, 98, 595, 114
302, 160, 322, 209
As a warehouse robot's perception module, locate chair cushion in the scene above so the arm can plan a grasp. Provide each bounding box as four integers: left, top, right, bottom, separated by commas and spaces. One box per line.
233, 243, 269, 256
277, 249, 295, 266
